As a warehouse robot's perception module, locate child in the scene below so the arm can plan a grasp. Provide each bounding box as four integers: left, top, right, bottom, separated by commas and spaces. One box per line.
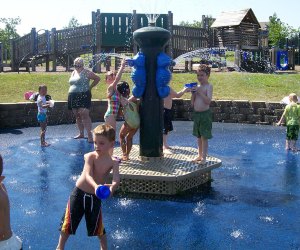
0, 154, 23, 250
163, 86, 190, 154
37, 84, 51, 147
56, 124, 120, 250
191, 64, 213, 164
117, 81, 140, 161
276, 93, 300, 151
104, 59, 126, 132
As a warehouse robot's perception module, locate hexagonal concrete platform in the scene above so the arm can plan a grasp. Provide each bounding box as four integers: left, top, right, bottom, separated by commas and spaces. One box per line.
111, 145, 222, 195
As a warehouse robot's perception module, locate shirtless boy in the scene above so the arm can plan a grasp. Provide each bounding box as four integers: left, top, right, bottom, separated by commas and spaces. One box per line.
0, 154, 22, 250
163, 87, 189, 154
56, 124, 120, 250
191, 64, 213, 164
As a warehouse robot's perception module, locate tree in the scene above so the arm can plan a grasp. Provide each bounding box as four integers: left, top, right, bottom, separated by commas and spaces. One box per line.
178, 20, 202, 28
0, 17, 21, 52
178, 16, 215, 29
267, 13, 291, 48
64, 17, 81, 29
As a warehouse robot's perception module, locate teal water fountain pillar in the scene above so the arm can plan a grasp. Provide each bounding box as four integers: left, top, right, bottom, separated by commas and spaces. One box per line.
133, 26, 171, 158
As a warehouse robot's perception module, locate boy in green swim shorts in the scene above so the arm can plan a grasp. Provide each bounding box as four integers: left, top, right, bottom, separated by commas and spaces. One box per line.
277, 93, 300, 151
190, 64, 213, 164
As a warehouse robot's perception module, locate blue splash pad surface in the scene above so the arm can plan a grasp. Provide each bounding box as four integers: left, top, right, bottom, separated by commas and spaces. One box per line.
0, 122, 299, 249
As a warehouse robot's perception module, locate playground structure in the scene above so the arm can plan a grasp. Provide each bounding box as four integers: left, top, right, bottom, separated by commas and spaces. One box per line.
211, 8, 296, 72
269, 47, 295, 70
0, 9, 297, 73
0, 10, 212, 73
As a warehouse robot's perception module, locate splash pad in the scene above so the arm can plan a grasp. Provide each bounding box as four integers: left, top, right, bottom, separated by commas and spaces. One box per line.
1, 122, 300, 249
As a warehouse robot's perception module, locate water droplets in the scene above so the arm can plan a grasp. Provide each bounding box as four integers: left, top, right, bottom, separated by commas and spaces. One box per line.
118, 198, 134, 208
69, 175, 80, 182
230, 229, 243, 239
193, 201, 206, 216
111, 229, 133, 241
25, 209, 37, 216
36, 161, 49, 169
259, 215, 277, 224
276, 160, 286, 165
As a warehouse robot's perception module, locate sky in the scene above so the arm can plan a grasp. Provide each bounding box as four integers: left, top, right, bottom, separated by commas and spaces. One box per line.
0, 0, 299, 36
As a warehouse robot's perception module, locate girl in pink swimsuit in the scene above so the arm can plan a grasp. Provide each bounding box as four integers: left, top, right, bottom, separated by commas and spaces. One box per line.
104, 59, 126, 132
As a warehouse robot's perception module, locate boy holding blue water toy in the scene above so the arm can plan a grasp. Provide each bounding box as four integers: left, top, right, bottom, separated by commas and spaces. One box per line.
163, 86, 190, 154
191, 64, 213, 164
56, 124, 120, 250
36, 84, 53, 147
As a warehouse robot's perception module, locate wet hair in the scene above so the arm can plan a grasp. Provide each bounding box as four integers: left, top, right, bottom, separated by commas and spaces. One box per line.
92, 124, 115, 142
74, 57, 84, 68
0, 154, 3, 176
38, 84, 47, 92
116, 81, 130, 97
289, 93, 298, 103
197, 64, 211, 77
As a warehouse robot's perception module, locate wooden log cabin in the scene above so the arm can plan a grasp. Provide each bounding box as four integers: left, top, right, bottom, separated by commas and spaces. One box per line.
211, 8, 261, 50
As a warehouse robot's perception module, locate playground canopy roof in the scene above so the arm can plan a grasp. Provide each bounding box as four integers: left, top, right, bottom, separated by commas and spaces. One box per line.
211, 8, 261, 28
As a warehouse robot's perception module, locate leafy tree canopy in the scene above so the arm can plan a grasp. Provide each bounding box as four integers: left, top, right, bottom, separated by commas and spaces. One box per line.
0, 17, 21, 50
64, 17, 81, 29
178, 16, 215, 29
267, 13, 299, 48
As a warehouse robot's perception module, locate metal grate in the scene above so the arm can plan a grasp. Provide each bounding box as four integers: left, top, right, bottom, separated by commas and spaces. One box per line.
110, 145, 222, 195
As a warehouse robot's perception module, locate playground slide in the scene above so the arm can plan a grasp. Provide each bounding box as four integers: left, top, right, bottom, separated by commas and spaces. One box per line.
276, 51, 289, 70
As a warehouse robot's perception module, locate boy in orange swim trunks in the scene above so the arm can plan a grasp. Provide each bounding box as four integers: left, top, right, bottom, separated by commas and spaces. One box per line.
56, 124, 120, 250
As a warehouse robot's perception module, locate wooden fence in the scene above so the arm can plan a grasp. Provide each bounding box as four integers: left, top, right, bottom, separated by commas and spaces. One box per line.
0, 10, 213, 72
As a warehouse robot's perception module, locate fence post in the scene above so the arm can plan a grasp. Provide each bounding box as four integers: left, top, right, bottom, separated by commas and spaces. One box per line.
0, 42, 3, 72
167, 11, 173, 59
132, 10, 138, 55
235, 44, 241, 68
31, 28, 37, 71
10, 39, 17, 71
92, 9, 102, 73
51, 28, 57, 72
45, 30, 50, 72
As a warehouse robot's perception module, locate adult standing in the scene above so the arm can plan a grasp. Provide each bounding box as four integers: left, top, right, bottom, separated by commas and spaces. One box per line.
68, 57, 100, 142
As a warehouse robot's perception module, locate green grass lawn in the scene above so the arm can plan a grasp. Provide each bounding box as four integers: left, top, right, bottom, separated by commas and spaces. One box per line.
0, 71, 300, 103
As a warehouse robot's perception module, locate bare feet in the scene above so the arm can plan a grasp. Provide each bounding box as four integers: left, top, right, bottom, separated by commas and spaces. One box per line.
113, 156, 122, 163
74, 134, 84, 139
192, 156, 203, 162
87, 133, 93, 143
192, 157, 206, 164
199, 159, 207, 165
163, 148, 173, 155
163, 145, 172, 150
122, 155, 129, 161
41, 142, 50, 147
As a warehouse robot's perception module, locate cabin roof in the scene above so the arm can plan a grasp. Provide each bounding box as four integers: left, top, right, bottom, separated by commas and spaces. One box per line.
259, 22, 269, 30
211, 8, 261, 28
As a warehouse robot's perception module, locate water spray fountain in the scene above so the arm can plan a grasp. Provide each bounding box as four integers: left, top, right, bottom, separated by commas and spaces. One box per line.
112, 13, 222, 195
